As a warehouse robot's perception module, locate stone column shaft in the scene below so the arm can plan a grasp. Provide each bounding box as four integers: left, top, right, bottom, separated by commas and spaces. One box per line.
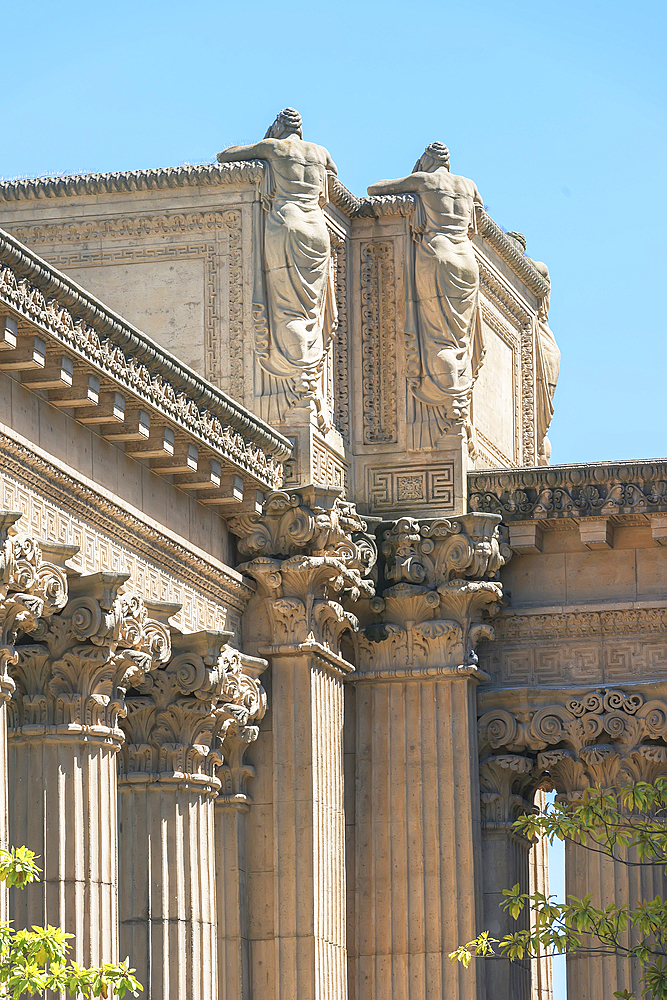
10, 732, 119, 965
119, 778, 218, 999
354, 674, 483, 1000
566, 839, 667, 1000
216, 802, 250, 1000
270, 649, 348, 1000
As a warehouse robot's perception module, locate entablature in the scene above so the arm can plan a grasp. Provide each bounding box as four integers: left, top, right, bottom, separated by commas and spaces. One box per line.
0, 227, 290, 505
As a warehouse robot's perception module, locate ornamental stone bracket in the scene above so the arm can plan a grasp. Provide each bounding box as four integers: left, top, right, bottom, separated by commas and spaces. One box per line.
229, 487, 376, 666
355, 512, 511, 680
8, 569, 172, 748
119, 632, 267, 801
479, 687, 667, 801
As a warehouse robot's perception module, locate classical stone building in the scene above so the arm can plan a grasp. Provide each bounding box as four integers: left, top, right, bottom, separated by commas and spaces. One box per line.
0, 109, 664, 1000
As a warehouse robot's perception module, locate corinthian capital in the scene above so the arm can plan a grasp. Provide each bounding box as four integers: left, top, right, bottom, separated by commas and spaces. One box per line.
119, 634, 267, 796
479, 688, 667, 798
0, 513, 73, 702
479, 754, 539, 830
9, 575, 173, 745
231, 488, 376, 659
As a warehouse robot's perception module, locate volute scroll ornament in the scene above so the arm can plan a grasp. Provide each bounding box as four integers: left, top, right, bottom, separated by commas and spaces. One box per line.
8, 572, 173, 746
119, 632, 267, 799
478, 688, 667, 801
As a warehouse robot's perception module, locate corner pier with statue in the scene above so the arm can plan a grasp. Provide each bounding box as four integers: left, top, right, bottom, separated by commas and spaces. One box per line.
0, 107, 664, 1000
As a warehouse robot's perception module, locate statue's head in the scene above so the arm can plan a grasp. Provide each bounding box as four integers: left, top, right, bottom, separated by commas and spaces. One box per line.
507, 231, 527, 253
413, 141, 450, 173
265, 107, 303, 140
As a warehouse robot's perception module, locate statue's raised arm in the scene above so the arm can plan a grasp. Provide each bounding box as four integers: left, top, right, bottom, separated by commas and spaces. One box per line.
367, 142, 485, 451
218, 108, 337, 427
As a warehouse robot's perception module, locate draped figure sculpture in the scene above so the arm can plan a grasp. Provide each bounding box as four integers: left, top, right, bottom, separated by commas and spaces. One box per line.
368, 142, 485, 451
217, 108, 337, 427
507, 231, 560, 464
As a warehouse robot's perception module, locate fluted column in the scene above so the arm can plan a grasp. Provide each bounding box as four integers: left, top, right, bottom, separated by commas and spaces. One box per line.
543, 742, 667, 1000
479, 755, 537, 1000
352, 513, 510, 1000
118, 633, 266, 1000
529, 789, 553, 1000
8, 572, 170, 969
230, 487, 375, 1000
215, 652, 267, 1000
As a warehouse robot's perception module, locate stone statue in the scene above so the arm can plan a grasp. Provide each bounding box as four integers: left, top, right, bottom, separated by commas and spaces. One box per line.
217, 108, 338, 426
507, 232, 560, 464
368, 142, 485, 451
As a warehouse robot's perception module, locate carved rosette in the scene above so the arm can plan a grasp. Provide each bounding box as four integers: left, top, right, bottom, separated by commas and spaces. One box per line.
119, 633, 266, 800
8, 571, 171, 749
479, 688, 667, 801
229, 487, 376, 661
356, 512, 510, 678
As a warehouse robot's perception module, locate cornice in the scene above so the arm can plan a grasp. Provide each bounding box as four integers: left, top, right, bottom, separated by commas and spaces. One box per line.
0, 228, 291, 483
2, 163, 548, 300
0, 432, 252, 614
0, 160, 264, 202
469, 460, 667, 520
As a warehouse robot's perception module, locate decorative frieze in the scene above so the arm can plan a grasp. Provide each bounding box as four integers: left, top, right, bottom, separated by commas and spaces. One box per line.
360, 240, 398, 445
469, 460, 667, 520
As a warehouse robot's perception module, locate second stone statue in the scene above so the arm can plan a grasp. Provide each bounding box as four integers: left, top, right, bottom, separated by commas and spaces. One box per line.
368, 141, 485, 452
217, 108, 338, 427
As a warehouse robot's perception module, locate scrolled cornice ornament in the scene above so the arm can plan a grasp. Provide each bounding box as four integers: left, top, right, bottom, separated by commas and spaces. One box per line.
479, 688, 667, 798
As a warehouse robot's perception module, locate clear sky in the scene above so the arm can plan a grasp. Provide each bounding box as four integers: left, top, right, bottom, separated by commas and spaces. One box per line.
2, 0, 666, 467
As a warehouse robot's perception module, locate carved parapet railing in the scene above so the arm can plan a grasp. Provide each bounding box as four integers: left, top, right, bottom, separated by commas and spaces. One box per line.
469, 460, 667, 521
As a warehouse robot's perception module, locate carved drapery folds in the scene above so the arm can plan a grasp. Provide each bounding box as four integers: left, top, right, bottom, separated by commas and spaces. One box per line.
479, 687, 667, 800
230, 487, 376, 660
119, 632, 266, 798
357, 512, 510, 677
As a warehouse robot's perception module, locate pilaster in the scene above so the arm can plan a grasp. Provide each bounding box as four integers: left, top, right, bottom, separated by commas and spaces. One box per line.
229, 487, 375, 1000
7, 570, 171, 970
351, 512, 510, 1000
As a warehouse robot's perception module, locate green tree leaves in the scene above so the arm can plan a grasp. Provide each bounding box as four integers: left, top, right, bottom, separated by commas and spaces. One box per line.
450, 780, 667, 1000
0, 847, 142, 999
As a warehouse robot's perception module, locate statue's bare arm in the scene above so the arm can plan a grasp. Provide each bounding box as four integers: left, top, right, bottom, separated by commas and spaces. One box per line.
217, 140, 276, 164
367, 174, 425, 196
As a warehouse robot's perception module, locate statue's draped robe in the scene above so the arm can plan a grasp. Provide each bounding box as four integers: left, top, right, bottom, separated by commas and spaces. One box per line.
406, 183, 484, 449
535, 292, 560, 462
253, 155, 336, 423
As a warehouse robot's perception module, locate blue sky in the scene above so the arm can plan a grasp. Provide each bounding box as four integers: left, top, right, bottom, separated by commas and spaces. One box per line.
2, 0, 666, 468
